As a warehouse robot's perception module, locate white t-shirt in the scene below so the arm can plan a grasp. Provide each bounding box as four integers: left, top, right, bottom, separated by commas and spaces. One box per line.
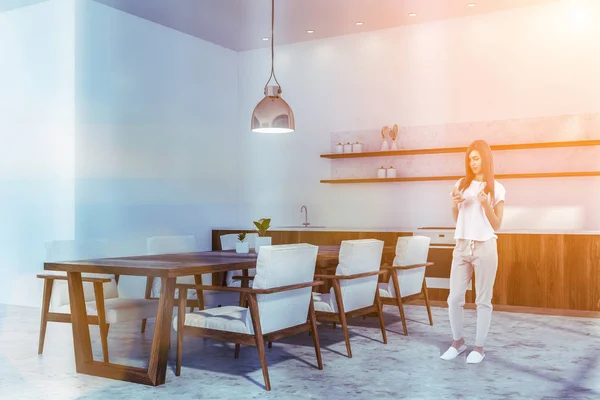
452, 178, 506, 241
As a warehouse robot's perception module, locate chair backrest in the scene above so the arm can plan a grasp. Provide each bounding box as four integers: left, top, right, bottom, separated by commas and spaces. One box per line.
248, 243, 318, 334
220, 233, 259, 250
146, 235, 212, 296
44, 240, 119, 309
330, 239, 384, 312
389, 236, 431, 298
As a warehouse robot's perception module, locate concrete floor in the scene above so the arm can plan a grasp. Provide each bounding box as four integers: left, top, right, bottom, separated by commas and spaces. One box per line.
0, 303, 598, 400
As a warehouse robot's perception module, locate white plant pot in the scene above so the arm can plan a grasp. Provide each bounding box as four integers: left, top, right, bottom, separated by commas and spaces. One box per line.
235, 242, 249, 254
254, 236, 272, 254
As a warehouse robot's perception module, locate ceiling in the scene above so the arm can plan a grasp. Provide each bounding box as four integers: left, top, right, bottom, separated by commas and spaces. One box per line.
93, 0, 562, 52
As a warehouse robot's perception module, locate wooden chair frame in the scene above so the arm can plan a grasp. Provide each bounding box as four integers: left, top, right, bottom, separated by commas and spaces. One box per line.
380, 262, 435, 336
313, 270, 388, 358
174, 281, 324, 391
37, 274, 118, 363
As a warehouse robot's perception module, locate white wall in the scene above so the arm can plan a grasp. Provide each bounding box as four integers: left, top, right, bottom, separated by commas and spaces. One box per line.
0, 0, 75, 306
75, 0, 241, 262
237, 0, 600, 231
0, 0, 241, 306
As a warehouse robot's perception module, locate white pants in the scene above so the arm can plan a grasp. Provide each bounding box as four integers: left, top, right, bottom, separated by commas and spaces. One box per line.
447, 238, 498, 347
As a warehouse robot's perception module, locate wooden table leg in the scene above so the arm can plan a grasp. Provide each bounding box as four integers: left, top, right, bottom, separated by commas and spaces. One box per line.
67, 273, 176, 386
148, 277, 176, 385
67, 272, 94, 368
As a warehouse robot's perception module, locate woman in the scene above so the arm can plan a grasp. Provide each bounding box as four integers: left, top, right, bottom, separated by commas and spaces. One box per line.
440, 139, 505, 364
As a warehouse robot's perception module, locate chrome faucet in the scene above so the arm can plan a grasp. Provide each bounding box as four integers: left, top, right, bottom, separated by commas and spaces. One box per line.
300, 205, 310, 227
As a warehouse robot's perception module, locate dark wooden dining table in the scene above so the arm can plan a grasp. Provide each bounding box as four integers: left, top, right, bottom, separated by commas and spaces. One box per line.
43, 245, 396, 386
44, 251, 257, 386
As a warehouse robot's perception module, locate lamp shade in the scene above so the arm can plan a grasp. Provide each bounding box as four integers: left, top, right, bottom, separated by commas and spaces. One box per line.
251, 86, 295, 133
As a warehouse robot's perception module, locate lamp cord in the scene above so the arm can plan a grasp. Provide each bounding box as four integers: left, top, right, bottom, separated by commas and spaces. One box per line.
264, 0, 281, 93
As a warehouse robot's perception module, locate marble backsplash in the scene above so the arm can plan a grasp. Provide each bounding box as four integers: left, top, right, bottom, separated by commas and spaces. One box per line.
329, 113, 600, 179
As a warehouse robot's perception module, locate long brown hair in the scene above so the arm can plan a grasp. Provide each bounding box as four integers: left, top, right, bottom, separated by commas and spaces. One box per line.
458, 139, 495, 200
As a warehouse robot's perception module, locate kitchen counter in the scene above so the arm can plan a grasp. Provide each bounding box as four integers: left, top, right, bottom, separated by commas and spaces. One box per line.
212, 226, 600, 235
212, 227, 599, 312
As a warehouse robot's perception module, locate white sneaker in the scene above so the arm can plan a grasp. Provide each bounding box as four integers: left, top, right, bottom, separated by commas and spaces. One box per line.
440, 344, 467, 361
466, 350, 485, 364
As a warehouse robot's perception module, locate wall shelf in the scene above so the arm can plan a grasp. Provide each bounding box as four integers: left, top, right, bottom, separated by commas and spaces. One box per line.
320, 171, 600, 184
320, 139, 600, 159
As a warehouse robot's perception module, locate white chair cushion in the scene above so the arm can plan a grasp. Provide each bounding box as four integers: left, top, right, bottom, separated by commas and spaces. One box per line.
378, 283, 393, 298
387, 267, 426, 298
151, 274, 212, 298
49, 279, 119, 309
203, 290, 242, 309
312, 292, 334, 313
388, 236, 431, 298
166, 287, 241, 309
54, 298, 159, 324
329, 239, 384, 313
250, 244, 319, 334
173, 306, 250, 334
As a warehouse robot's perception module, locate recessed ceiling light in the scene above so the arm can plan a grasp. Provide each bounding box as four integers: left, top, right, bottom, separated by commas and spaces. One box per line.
262, 37, 269, 41
307, 30, 314, 33
409, 13, 417, 17
355, 22, 364, 26
467, 2, 476, 7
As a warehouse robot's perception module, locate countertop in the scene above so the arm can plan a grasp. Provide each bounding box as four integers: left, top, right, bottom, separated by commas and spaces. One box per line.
213, 227, 600, 235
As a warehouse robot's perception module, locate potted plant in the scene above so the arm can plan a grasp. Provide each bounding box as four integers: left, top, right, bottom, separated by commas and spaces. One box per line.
235, 232, 249, 254
253, 217, 272, 254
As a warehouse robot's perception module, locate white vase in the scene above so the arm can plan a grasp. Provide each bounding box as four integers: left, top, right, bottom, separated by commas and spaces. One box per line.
390, 140, 398, 150
235, 242, 249, 253
380, 140, 389, 151
254, 236, 272, 254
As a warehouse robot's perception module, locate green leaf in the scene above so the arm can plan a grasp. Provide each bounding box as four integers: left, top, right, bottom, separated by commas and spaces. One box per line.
253, 217, 271, 237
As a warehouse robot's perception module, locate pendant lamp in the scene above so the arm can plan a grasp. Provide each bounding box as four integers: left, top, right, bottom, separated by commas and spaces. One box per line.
250, 0, 295, 133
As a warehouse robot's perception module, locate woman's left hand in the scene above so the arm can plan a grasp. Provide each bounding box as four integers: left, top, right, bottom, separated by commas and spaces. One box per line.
478, 190, 490, 205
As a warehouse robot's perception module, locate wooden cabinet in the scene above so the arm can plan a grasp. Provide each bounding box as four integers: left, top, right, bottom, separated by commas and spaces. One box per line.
212, 229, 600, 312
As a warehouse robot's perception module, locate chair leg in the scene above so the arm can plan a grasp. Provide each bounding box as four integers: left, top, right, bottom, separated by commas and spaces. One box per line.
268, 341, 272, 349
141, 276, 154, 334
375, 291, 387, 344
194, 275, 205, 311
332, 280, 352, 358
308, 301, 323, 369
423, 280, 434, 326
391, 273, 408, 336
248, 295, 271, 391
176, 291, 187, 376
332, 322, 336, 329
234, 344, 241, 359
38, 278, 54, 355
93, 282, 110, 363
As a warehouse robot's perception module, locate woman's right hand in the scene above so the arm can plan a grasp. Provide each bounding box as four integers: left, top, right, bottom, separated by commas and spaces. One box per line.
450, 189, 464, 207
